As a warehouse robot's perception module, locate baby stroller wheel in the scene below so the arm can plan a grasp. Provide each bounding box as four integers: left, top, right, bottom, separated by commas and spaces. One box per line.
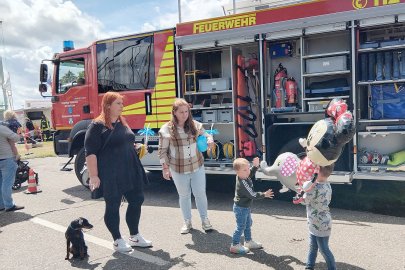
12, 183, 22, 190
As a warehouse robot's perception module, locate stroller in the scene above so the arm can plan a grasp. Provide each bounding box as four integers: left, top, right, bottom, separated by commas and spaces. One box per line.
13, 160, 38, 190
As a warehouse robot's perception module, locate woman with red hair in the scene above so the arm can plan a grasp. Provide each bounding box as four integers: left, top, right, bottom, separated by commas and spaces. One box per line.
85, 92, 151, 252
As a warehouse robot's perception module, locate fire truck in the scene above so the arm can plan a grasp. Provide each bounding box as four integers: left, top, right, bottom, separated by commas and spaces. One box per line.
39, 0, 405, 187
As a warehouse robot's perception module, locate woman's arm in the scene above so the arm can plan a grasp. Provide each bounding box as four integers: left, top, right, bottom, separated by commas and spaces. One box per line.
158, 127, 172, 180
86, 154, 100, 190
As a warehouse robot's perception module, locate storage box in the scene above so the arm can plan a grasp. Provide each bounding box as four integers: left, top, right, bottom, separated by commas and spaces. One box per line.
217, 109, 233, 122
307, 101, 330, 112
199, 78, 230, 92
306, 56, 347, 74
370, 84, 405, 119
202, 110, 217, 123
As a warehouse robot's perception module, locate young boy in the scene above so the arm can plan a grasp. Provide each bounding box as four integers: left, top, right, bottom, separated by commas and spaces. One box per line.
231, 157, 274, 254
303, 164, 336, 270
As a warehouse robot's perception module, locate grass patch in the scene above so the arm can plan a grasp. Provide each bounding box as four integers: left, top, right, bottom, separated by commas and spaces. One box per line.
16, 141, 56, 159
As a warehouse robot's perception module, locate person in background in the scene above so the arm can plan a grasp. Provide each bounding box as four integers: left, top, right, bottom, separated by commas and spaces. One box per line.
230, 157, 274, 254
40, 113, 51, 141
0, 123, 24, 212
303, 164, 336, 270
158, 98, 214, 234
25, 117, 36, 144
3, 110, 21, 159
85, 91, 152, 252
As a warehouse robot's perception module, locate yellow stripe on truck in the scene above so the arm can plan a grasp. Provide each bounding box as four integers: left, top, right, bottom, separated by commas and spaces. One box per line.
156, 75, 175, 83
156, 83, 175, 90
158, 67, 175, 75
162, 52, 174, 60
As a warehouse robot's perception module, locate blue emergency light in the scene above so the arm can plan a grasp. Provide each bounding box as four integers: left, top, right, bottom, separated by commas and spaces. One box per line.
63, 40, 74, 52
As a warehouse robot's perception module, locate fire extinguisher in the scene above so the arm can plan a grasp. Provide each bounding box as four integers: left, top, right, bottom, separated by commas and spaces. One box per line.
285, 77, 298, 107
274, 63, 287, 108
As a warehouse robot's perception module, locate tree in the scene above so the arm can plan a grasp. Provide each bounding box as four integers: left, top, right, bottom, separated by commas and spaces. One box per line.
60, 71, 77, 85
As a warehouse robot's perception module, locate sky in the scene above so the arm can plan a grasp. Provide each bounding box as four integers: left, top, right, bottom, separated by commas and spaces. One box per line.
0, 0, 230, 109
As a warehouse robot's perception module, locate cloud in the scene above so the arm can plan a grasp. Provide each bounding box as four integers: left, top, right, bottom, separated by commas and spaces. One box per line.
0, 0, 230, 109
0, 0, 105, 109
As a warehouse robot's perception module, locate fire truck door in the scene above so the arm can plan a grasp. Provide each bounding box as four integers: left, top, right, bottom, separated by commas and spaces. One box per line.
52, 56, 90, 130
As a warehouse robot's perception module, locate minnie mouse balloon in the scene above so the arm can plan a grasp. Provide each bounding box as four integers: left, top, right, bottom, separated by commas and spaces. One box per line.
306, 118, 341, 166
197, 135, 208, 152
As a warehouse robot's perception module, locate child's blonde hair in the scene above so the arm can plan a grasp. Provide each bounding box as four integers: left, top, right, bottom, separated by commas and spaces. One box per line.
233, 158, 250, 171
319, 164, 334, 178
3, 110, 17, 121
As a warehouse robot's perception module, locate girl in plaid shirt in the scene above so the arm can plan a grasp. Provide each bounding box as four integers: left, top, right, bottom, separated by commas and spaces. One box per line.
158, 98, 214, 234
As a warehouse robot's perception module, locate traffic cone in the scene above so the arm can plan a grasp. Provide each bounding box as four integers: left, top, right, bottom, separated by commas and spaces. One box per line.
25, 168, 41, 194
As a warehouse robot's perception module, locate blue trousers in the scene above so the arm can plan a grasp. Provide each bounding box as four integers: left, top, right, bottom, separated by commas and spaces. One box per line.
0, 158, 18, 209
232, 204, 252, 245
170, 166, 208, 221
306, 233, 336, 270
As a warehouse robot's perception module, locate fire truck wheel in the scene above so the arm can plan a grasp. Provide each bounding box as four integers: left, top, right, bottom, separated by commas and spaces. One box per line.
74, 147, 87, 187
278, 137, 306, 158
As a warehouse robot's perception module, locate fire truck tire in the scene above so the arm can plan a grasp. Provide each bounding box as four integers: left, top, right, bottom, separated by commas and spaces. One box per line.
278, 137, 306, 158
74, 147, 88, 188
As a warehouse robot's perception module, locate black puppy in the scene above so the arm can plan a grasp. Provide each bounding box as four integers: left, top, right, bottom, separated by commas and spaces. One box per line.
65, 217, 93, 260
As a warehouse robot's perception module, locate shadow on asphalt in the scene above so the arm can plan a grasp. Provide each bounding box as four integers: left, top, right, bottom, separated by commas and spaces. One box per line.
102, 249, 188, 269
67, 256, 101, 270
185, 230, 366, 270
61, 172, 405, 226
0, 211, 33, 234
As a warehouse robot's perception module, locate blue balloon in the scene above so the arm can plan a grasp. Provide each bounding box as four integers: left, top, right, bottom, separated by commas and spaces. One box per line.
197, 135, 208, 152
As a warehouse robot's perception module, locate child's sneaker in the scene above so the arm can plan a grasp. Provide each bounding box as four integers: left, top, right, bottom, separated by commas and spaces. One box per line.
180, 220, 192, 234
113, 238, 132, 252
230, 244, 250, 254
245, 240, 263, 249
128, 233, 152, 247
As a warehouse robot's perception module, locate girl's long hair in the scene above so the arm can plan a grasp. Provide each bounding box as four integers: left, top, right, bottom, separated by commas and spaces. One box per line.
94, 92, 129, 129
170, 98, 197, 139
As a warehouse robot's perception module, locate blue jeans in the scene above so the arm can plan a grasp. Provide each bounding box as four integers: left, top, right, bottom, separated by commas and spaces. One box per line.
170, 166, 208, 221
0, 158, 18, 209
306, 233, 336, 270
232, 204, 252, 245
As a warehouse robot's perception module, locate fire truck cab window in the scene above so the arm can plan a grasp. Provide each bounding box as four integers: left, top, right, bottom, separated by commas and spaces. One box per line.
96, 35, 155, 93
57, 59, 85, 94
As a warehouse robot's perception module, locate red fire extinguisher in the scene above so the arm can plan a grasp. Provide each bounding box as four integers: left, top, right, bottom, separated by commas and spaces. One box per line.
274, 63, 287, 108
285, 77, 298, 107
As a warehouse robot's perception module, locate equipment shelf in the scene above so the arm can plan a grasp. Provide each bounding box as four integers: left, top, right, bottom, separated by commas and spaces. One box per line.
302, 70, 351, 77
184, 90, 232, 95
358, 79, 405, 85
302, 51, 350, 59
191, 106, 233, 111
303, 95, 350, 101
358, 43, 405, 53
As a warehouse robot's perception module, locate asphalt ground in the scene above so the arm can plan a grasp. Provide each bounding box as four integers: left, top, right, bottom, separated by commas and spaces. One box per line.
0, 157, 404, 270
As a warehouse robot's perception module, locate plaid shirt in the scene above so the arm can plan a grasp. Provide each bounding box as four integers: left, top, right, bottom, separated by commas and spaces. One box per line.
158, 120, 211, 174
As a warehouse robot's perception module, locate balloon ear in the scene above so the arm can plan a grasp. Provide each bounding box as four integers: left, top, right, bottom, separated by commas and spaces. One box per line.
280, 156, 298, 177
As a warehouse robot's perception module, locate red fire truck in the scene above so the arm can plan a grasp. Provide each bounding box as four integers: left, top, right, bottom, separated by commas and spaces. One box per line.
40, 0, 405, 187
39, 29, 177, 184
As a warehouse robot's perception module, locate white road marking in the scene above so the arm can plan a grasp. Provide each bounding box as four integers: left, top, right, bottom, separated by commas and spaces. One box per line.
31, 217, 168, 266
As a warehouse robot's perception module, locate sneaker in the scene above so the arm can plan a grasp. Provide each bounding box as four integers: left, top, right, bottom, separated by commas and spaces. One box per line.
245, 240, 263, 249
180, 220, 192, 234
5, 205, 24, 212
202, 218, 213, 232
230, 244, 250, 254
113, 238, 132, 252
128, 233, 152, 247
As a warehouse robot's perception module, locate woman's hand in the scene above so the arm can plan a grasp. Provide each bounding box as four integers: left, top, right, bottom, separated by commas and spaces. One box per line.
89, 176, 101, 191
162, 168, 172, 180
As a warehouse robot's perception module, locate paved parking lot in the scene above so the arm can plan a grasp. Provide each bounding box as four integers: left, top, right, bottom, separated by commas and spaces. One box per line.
0, 157, 404, 270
